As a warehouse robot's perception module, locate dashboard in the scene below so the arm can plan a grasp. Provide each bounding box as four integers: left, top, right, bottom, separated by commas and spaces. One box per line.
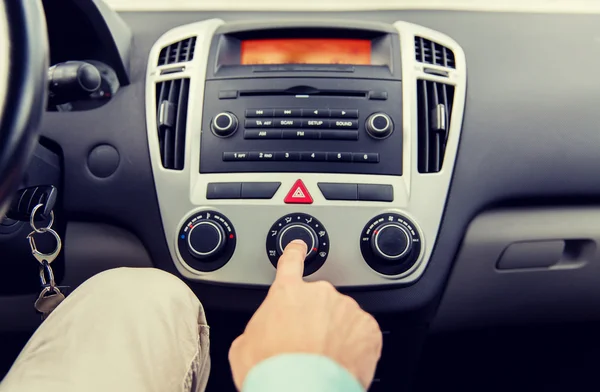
4, 2, 600, 335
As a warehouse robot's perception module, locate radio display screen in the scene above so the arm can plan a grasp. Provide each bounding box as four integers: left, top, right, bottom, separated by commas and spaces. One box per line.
240, 39, 372, 65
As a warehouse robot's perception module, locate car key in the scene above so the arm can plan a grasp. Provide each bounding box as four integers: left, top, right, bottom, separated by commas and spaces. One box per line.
5, 185, 57, 221
34, 286, 66, 320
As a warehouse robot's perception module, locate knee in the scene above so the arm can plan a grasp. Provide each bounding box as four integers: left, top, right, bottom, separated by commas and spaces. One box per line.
79, 267, 198, 310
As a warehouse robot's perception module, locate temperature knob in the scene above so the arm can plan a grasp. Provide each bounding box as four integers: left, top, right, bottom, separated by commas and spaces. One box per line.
267, 213, 330, 276
177, 211, 237, 272
188, 220, 226, 260
371, 223, 413, 261
366, 113, 393, 138
211, 112, 238, 137
360, 213, 422, 276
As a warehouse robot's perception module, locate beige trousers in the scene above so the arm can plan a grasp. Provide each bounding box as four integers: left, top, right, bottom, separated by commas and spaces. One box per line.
0, 268, 211, 392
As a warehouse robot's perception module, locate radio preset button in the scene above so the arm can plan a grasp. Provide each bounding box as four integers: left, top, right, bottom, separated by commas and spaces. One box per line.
331, 120, 359, 129
282, 130, 318, 139
330, 109, 359, 119
352, 153, 380, 163
300, 152, 327, 162
223, 152, 249, 161
273, 109, 301, 117
245, 109, 273, 117
301, 119, 330, 128
320, 131, 359, 140
326, 152, 353, 162
244, 130, 282, 139
274, 152, 300, 161
245, 119, 274, 128
302, 109, 330, 118
249, 152, 275, 161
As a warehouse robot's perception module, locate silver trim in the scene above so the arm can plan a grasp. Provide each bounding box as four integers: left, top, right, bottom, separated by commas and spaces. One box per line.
187, 221, 223, 257
373, 224, 411, 260
146, 19, 467, 287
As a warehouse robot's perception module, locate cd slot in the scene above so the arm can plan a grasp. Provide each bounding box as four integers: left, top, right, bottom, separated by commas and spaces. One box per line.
239, 90, 367, 98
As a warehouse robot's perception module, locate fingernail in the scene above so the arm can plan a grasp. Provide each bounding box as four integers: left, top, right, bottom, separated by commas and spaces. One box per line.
291, 239, 307, 246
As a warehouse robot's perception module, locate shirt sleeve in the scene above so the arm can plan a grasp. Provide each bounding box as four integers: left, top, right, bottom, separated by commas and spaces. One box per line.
242, 353, 364, 392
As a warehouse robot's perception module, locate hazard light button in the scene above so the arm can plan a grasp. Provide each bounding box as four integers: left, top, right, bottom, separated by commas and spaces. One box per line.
284, 180, 313, 204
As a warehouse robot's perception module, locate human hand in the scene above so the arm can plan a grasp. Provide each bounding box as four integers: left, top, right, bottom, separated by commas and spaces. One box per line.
228, 240, 383, 390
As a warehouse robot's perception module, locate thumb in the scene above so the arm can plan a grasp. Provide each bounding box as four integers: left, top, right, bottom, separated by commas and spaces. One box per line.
274, 240, 307, 284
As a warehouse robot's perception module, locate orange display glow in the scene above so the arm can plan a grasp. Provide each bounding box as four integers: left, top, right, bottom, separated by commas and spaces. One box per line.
241, 39, 371, 65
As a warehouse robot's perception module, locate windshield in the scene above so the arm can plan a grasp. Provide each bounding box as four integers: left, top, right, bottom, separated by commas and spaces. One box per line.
104, 0, 600, 13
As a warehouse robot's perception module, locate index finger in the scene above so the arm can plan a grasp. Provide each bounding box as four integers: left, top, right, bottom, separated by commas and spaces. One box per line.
274, 240, 307, 284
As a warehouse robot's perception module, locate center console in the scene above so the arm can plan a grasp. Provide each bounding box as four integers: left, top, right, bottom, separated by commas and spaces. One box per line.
145, 19, 466, 287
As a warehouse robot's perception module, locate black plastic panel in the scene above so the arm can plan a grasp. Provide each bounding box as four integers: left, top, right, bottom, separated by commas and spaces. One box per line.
29, 10, 600, 322
200, 78, 403, 175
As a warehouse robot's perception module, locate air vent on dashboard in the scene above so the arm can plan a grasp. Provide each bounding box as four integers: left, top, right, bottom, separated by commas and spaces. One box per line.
414, 37, 455, 69
155, 79, 190, 170
157, 37, 197, 66
417, 80, 455, 173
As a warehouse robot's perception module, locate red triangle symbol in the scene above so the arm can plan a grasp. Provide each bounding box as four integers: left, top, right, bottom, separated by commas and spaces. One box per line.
284, 179, 313, 204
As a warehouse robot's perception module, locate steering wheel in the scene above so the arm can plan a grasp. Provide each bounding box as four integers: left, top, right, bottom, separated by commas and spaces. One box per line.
0, 0, 49, 216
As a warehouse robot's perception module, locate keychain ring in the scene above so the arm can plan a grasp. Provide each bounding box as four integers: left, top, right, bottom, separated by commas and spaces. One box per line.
27, 228, 62, 265
30, 203, 54, 234
39, 262, 56, 288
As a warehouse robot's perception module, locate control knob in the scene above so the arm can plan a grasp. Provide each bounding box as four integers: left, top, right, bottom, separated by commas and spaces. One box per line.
371, 223, 413, 261
177, 211, 237, 272
360, 214, 422, 276
266, 213, 330, 276
276, 223, 318, 260
187, 220, 226, 260
366, 113, 393, 138
211, 112, 238, 137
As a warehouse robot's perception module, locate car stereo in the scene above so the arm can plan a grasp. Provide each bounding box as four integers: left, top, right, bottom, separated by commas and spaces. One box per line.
146, 19, 467, 288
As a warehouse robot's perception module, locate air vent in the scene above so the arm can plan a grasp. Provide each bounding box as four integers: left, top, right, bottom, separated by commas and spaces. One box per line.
417, 80, 455, 173
158, 37, 197, 66
155, 79, 190, 170
414, 37, 455, 69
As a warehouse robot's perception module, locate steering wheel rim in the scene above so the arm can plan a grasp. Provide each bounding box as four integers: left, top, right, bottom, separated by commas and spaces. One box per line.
0, 0, 49, 216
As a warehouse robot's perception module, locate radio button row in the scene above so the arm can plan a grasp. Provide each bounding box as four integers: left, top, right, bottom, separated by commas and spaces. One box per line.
243, 130, 357, 140
245, 109, 274, 117
326, 152, 353, 162
244, 130, 282, 139
273, 109, 302, 117
301, 152, 327, 161
282, 130, 319, 139
223, 152, 378, 163
302, 109, 330, 118
331, 120, 359, 129
330, 109, 359, 119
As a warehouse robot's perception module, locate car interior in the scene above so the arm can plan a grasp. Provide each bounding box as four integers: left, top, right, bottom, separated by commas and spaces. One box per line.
3, 0, 600, 390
